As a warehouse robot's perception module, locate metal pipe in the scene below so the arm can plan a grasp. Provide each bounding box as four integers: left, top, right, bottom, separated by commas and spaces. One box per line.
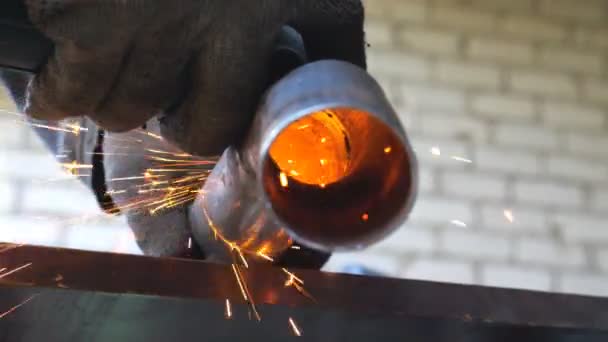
189, 60, 418, 260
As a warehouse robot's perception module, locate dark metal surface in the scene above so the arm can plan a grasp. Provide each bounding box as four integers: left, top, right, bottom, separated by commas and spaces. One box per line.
0, 245, 607, 341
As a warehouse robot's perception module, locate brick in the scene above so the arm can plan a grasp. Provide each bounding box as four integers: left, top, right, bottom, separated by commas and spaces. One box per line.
367, 51, 431, 80
410, 136, 470, 168
398, 27, 460, 55
514, 180, 584, 208
539, 47, 604, 75
469, 0, 536, 13
471, 94, 536, 122
566, 133, 608, 159
417, 166, 436, 194
552, 214, 608, 243
474, 146, 540, 175
401, 258, 474, 284
515, 238, 586, 268
371, 226, 435, 253
541, 102, 606, 130
22, 183, 101, 215
583, 79, 608, 106
559, 273, 608, 297
591, 188, 608, 211
510, 70, 577, 98
442, 171, 507, 200
482, 265, 552, 291
0, 120, 23, 146
64, 222, 141, 254
431, 5, 497, 31
365, 0, 427, 23
365, 19, 393, 48
410, 196, 473, 225
539, 0, 607, 23
468, 37, 534, 65
494, 124, 559, 150
480, 205, 547, 232
0, 215, 67, 247
0, 150, 66, 179
598, 249, 608, 272
418, 113, 488, 143
500, 15, 567, 42
547, 156, 608, 182
401, 83, 466, 111
439, 229, 511, 260
436, 61, 501, 88
324, 252, 403, 276
0, 182, 14, 213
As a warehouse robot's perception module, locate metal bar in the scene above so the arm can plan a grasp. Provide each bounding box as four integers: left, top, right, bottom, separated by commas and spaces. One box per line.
0, 245, 606, 340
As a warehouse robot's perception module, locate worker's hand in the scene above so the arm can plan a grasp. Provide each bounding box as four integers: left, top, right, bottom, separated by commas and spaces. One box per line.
23, 0, 366, 156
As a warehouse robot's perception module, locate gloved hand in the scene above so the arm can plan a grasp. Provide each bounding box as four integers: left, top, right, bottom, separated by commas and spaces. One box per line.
23, 0, 366, 156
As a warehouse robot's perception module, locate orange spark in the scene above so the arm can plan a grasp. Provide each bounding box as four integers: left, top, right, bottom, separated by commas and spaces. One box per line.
321, 137, 327, 143
319, 159, 327, 166
384, 146, 392, 154
361, 213, 369, 221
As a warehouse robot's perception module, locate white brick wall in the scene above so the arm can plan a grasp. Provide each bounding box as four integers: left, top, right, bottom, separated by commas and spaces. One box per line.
514, 180, 584, 208
2, 0, 608, 298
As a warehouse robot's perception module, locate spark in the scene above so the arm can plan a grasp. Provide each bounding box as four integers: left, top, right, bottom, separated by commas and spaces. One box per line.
61, 161, 93, 173
430, 147, 441, 156
143, 131, 163, 140
0, 268, 5, 273
321, 137, 327, 143
0, 263, 33, 279
320, 183, 326, 189
361, 213, 369, 221
279, 172, 289, 188
282, 268, 304, 285
297, 124, 310, 130
384, 146, 392, 154
231, 264, 249, 301
450, 219, 467, 227
289, 170, 300, 177
290, 245, 301, 250
0, 294, 38, 320
504, 209, 515, 223
109, 176, 146, 182
187, 237, 192, 250
225, 299, 232, 319
451, 156, 473, 163
106, 189, 127, 195
256, 251, 274, 262
289, 317, 302, 336
287, 159, 294, 164
319, 159, 327, 166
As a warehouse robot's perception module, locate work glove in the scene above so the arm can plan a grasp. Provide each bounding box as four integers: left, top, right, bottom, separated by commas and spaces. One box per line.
10, 0, 367, 266
23, 0, 367, 156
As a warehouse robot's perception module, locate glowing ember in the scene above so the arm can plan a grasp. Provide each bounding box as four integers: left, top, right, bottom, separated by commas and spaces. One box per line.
384, 146, 392, 154
361, 213, 369, 221
321, 137, 327, 143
